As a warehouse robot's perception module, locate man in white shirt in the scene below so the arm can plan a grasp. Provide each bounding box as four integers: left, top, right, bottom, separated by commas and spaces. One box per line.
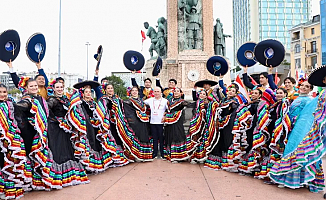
144, 87, 168, 159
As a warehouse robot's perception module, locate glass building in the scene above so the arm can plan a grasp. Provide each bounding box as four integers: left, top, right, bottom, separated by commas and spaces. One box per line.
321, 0, 326, 65
233, 0, 311, 65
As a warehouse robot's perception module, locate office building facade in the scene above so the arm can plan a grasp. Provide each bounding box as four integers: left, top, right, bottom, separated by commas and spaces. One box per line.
321, 0, 326, 65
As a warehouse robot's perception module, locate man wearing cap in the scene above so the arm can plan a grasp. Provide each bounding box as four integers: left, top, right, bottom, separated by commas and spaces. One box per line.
242, 66, 274, 90
131, 71, 153, 100
7, 61, 49, 99
144, 87, 168, 159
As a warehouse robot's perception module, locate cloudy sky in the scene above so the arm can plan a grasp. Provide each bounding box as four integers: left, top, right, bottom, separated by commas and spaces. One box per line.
0, 0, 320, 80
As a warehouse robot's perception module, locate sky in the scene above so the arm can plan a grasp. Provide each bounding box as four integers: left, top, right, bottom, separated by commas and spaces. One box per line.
0, 0, 320, 80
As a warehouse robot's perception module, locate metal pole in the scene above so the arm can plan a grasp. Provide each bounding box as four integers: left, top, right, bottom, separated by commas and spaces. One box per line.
85, 42, 90, 80
58, 0, 62, 77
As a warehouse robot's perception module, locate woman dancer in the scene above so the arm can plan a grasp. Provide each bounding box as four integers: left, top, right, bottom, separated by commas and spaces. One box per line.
164, 88, 193, 162
96, 84, 152, 161
46, 81, 89, 187
269, 69, 326, 193
122, 86, 153, 161
189, 90, 219, 163
15, 78, 54, 190
67, 81, 128, 173
0, 84, 31, 199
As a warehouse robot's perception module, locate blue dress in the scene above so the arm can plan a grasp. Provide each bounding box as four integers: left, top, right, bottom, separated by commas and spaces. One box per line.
269, 91, 326, 192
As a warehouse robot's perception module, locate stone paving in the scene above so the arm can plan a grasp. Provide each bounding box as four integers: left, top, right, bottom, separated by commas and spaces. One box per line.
21, 159, 325, 200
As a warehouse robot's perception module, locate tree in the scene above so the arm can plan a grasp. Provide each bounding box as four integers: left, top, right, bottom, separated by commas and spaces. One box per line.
105, 75, 127, 99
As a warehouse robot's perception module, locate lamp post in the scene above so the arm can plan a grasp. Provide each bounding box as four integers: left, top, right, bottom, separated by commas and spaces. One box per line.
85, 42, 91, 80
58, 0, 62, 77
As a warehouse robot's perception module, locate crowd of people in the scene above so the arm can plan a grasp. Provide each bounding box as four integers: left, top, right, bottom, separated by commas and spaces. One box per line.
0, 60, 326, 199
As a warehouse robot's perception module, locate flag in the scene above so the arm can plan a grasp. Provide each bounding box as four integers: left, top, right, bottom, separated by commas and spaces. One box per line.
248, 74, 258, 85
274, 68, 280, 85
235, 75, 251, 102
141, 30, 146, 43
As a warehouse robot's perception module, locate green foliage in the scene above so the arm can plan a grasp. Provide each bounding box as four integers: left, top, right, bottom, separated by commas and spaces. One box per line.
7, 89, 20, 95
106, 75, 127, 99
282, 59, 291, 66
235, 66, 242, 72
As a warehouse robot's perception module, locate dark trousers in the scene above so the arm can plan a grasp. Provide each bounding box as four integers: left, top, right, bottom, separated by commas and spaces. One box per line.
150, 124, 164, 158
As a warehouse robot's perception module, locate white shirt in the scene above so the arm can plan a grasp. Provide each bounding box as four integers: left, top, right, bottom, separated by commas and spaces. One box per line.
144, 97, 168, 124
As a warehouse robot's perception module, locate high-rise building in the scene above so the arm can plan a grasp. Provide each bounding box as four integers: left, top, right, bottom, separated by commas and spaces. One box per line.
321, 0, 326, 65
233, 0, 311, 66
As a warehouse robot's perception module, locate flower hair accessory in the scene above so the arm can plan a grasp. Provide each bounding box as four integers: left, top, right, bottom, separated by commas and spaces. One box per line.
126, 86, 132, 97
18, 77, 30, 93
297, 77, 307, 89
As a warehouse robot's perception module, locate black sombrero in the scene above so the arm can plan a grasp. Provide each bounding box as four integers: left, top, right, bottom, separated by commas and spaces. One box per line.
308, 65, 326, 87
26, 33, 46, 63
94, 45, 103, 70
237, 42, 257, 67
123, 50, 145, 71
73, 80, 100, 90
152, 56, 162, 76
206, 56, 229, 76
0, 29, 21, 62
254, 39, 285, 67
195, 79, 218, 88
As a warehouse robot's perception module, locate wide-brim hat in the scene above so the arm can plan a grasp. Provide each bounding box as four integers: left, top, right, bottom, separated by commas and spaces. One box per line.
0, 29, 21, 62
26, 33, 46, 63
308, 65, 326, 87
152, 56, 162, 76
73, 80, 100, 90
123, 50, 145, 71
254, 39, 285, 67
237, 42, 257, 67
206, 56, 229, 76
195, 79, 218, 88
94, 45, 103, 61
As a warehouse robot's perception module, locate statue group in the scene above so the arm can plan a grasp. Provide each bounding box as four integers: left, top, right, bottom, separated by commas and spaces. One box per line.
144, 17, 167, 58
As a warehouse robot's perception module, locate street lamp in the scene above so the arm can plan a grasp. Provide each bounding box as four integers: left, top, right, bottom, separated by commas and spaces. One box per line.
58, 0, 62, 77
85, 42, 91, 80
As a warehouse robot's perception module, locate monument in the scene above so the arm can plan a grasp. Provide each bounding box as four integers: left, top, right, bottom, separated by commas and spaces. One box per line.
144, 0, 231, 99
214, 18, 232, 56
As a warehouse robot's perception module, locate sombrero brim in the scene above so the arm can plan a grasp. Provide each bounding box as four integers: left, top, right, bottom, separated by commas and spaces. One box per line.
26, 33, 46, 63
254, 39, 285, 67
195, 79, 218, 88
308, 65, 326, 87
73, 80, 100, 90
236, 42, 257, 67
0, 29, 21, 62
152, 57, 162, 76
123, 50, 145, 71
206, 56, 229, 76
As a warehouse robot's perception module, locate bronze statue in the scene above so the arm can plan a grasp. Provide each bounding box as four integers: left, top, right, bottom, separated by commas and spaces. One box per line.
144, 22, 158, 57
155, 17, 167, 57
214, 18, 231, 56
185, 7, 201, 49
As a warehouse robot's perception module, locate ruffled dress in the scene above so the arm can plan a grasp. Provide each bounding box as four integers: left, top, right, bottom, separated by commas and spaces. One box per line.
46, 96, 89, 187
0, 100, 31, 199
164, 98, 193, 162
204, 98, 239, 170
189, 99, 219, 162
269, 91, 326, 192
66, 91, 128, 173
96, 95, 153, 162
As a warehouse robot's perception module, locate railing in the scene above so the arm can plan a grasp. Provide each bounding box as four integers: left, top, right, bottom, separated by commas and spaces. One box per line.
306, 49, 318, 54
292, 37, 300, 41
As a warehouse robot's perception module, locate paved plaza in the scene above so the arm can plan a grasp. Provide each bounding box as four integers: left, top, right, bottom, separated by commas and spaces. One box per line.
21, 159, 325, 200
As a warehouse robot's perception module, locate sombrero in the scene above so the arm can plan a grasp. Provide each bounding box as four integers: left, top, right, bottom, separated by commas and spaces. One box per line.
254, 39, 285, 67
0, 29, 21, 62
73, 80, 100, 90
308, 65, 326, 87
195, 79, 218, 88
152, 56, 162, 76
94, 45, 103, 70
26, 33, 46, 63
123, 50, 145, 71
236, 42, 257, 67
206, 56, 229, 76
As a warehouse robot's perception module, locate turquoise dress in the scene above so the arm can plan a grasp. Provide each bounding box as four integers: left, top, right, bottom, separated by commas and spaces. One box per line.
288, 95, 312, 125
269, 91, 326, 192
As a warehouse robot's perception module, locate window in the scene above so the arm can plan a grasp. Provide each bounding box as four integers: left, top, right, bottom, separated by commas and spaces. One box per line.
295, 44, 300, 53
295, 58, 301, 69
311, 41, 317, 53
311, 56, 317, 67
311, 28, 315, 35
